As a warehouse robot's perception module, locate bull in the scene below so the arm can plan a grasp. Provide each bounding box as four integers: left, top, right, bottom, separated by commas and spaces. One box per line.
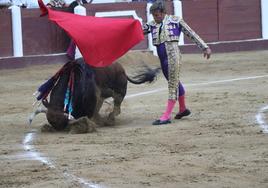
29, 58, 159, 133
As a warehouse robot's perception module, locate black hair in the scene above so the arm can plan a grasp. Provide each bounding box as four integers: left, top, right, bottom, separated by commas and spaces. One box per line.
149, 1, 166, 14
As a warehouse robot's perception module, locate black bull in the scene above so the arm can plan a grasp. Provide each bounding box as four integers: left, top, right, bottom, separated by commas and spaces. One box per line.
34, 58, 159, 130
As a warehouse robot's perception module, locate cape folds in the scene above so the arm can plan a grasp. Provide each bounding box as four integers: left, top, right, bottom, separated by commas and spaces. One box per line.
38, 0, 144, 67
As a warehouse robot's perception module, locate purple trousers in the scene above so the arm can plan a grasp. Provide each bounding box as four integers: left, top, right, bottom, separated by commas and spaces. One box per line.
156, 43, 185, 97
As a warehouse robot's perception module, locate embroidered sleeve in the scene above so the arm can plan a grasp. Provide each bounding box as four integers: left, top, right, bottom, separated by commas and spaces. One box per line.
179, 19, 209, 51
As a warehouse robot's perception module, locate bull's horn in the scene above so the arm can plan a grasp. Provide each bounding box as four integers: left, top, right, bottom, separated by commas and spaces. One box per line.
28, 106, 47, 126
33, 91, 39, 96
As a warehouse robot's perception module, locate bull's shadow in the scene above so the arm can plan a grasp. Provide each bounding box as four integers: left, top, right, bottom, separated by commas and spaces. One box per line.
29, 58, 160, 133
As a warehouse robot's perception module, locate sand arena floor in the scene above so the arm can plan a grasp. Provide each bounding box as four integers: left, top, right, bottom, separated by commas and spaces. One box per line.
0, 50, 268, 188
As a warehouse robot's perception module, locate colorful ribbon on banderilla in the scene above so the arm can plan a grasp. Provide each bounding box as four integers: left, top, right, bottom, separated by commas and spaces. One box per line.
63, 70, 74, 120
33, 62, 75, 119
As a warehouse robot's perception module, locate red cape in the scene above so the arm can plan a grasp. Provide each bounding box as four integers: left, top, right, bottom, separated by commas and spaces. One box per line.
38, 0, 144, 67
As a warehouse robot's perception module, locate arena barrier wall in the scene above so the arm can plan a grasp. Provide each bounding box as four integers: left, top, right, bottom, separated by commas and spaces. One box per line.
0, 0, 268, 68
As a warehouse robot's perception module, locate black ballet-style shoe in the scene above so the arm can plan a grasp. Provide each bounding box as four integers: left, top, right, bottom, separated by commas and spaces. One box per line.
174, 109, 191, 119
152, 119, 171, 125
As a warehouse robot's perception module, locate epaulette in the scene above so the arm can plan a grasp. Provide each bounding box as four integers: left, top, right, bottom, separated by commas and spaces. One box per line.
168, 15, 181, 23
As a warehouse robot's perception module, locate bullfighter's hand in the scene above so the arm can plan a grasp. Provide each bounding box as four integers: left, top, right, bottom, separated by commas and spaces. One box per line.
203, 47, 212, 59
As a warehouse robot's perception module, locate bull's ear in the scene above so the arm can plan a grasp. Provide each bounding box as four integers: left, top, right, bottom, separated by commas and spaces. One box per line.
42, 99, 50, 108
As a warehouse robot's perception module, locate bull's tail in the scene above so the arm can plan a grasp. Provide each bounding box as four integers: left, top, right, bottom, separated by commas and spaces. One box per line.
127, 64, 161, 85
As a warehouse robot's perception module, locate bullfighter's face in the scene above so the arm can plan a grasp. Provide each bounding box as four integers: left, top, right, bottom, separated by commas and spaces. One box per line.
152, 10, 165, 24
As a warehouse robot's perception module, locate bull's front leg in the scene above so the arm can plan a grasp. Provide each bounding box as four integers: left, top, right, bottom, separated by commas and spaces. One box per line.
92, 96, 104, 125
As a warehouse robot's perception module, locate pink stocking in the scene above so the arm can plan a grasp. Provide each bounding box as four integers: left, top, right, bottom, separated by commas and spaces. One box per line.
179, 95, 186, 113
160, 99, 176, 121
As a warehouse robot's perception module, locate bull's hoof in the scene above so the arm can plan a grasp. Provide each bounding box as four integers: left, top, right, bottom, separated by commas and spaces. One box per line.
68, 116, 96, 134
104, 120, 115, 126
104, 115, 115, 126
91, 114, 107, 127
41, 123, 56, 132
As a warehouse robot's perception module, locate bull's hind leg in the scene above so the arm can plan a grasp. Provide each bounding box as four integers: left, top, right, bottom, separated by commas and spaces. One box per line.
108, 73, 127, 122
108, 92, 125, 121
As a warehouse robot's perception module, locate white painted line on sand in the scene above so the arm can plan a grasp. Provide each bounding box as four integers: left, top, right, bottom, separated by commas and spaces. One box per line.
127, 74, 268, 99
23, 132, 55, 168
22, 131, 105, 188
256, 105, 268, 133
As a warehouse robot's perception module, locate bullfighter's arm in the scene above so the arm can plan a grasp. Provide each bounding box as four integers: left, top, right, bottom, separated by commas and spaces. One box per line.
179, 19, 209, 51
